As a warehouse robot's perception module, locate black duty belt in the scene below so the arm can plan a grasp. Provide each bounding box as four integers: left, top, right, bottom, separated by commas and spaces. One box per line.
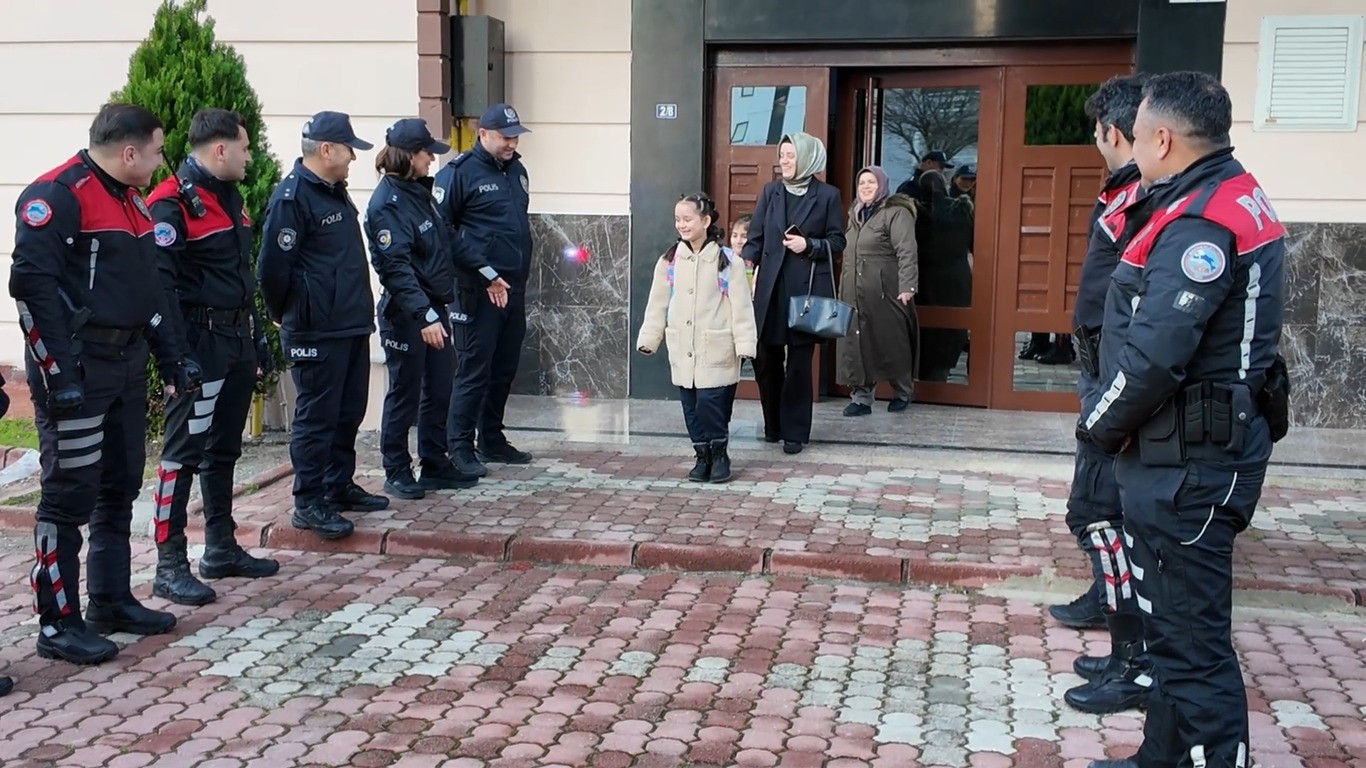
73, 325, 142, 347
185, 305, 252, 329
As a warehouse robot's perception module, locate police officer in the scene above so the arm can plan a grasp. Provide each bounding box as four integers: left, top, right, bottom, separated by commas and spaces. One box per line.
434, 102, 535, 479
147, 108, 280, 606
258, 111, 386, 540
10, 103, 201, 665
366, 118, 476, 497
1053, 75, 1155, 717
1080, 71, 1288, 768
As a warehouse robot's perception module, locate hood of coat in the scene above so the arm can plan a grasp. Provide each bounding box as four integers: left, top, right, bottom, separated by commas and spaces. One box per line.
849, 192, 919, 225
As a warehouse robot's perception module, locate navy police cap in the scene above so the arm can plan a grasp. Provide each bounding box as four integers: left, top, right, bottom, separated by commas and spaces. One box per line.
478, 103, 531, 137
302, 111, 373, 151
385, 118, 451, 155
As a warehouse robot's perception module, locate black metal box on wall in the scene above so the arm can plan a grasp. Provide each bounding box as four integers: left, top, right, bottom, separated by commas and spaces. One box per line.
450, 14, 506, 118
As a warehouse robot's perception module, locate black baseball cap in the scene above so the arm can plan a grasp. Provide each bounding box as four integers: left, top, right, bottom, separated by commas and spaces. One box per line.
478, 103, 531, 137
385, 118, 451, 154
955, 164, 977, 179
923, 150, 955, 168
302, 111, 373, 150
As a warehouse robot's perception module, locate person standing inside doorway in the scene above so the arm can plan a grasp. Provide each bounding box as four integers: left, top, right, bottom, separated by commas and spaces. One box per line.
741, 132, 845, 455
258, 111, 386, 542
366, 118, 476, 499
147, 108, 280, 606
434, 103, 535, 479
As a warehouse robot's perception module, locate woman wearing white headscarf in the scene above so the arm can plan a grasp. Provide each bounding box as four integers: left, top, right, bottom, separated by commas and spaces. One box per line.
740, 132, 845, 455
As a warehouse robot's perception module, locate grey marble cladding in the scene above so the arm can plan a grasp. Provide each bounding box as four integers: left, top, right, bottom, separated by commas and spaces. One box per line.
513, 213, 631, 399
1282, 222, 1366, 428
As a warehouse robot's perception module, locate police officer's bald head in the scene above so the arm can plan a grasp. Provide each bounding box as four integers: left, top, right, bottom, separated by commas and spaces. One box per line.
1132, 71, 1233, 183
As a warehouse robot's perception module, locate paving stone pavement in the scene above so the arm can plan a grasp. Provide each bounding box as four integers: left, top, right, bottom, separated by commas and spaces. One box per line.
0, 536, 1363, 768
202, 449, 1366, 600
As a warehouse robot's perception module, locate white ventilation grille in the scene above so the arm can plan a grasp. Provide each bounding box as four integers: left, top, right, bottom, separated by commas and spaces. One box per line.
1254, 15, 1364, 132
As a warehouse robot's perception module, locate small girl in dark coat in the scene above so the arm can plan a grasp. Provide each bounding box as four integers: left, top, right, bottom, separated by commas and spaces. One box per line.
740, 131, 846, 454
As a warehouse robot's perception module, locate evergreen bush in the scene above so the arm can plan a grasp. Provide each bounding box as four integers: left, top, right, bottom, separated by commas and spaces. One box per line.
111, 0, 284, 439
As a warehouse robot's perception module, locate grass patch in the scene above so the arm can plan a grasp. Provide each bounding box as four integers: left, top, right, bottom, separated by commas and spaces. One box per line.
2, 488, 41, 506
0, 418, 39, 451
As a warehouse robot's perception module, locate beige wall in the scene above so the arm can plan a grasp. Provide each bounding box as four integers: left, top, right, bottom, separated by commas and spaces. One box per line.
1223, 0, 1366, 222
0, 0, 419, 425
469, 0, 632, 216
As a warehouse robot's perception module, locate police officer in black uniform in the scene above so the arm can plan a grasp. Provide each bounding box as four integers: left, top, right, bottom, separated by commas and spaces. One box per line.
366, 118, 477, 498
147, 108, 280, 606
10, 103, 201, 665
258, 111, 386, 540
434, 102, 535, 480
1052, 75, 1156, 717
1080, 72, 1289, 768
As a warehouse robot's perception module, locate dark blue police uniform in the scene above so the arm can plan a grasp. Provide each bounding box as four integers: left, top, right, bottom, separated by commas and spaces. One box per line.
11, 148, 198, 665
433, 103, 535, 476
366, 118, 476, 497
1081, 148, 1287, 768
258, 111, 384, 540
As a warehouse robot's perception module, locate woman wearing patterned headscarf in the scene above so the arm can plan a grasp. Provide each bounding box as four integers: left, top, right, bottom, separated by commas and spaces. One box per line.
740, 131, 846, 455
835, 166, 920, 416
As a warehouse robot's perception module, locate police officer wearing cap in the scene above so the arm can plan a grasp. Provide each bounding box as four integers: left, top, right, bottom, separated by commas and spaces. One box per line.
366, 118, 477, 498
433, 102, 535, 480
10, 103, 201, 665
1052, 74, 1154, 717
1079, 71, 1289, 768
147, 108, 280, 606
258, 110, 386, 541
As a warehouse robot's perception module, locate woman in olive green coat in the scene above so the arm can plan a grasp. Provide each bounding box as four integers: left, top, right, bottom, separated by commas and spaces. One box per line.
835, 166, 920, 415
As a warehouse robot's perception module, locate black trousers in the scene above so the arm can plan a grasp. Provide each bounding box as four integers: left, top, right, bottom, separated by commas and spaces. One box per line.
155, 320, 257, 551
1067, 371, 1134, 613
287, 335, 370, 508
29, 340, 149, 626
379, 299, 453, 473
680, 385, 736, 443
448, 289, 526, 454
1116, 422, 1270, 768
754, 343, 815, 443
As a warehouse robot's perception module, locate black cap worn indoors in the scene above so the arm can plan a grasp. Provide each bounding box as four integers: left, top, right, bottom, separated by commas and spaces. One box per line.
385, 118, 452, 154
478, 103, 531, 137
923, 150, 955, 168
302, 111, 374, 150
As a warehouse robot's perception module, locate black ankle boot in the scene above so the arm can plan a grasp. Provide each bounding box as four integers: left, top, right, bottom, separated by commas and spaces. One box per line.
1049, 581, 1105, 629
688, 443, 711, 482
199, 544, 280, 580
152, 537, 217, 606
709, 439, 732, 483
1073, 654, 1109, 681
85, 596, 177, 636
36, 619, 119, 665
1065, 612, 1151, 715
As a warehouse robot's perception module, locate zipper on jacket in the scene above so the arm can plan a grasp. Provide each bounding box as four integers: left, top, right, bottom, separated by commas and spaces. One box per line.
88, 238, 100, 290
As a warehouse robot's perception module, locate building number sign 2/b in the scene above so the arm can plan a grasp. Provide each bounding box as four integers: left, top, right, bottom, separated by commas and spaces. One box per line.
656, 103, 678, 120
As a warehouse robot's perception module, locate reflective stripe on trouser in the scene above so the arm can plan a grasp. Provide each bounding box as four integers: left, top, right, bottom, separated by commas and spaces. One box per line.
28, 343, 149, 618
1116, 425, 1269, 768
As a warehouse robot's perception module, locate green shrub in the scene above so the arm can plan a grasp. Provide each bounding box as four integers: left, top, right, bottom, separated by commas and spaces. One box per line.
111, 0, 284, 438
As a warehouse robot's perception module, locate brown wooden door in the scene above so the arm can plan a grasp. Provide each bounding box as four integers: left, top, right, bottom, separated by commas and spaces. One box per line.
710, 66, 830, 401
992, 64, 1132, 412
837, 68, 1004, 408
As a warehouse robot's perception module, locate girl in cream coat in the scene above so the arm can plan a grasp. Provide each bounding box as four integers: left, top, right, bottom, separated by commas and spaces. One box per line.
637, 193, 758, 483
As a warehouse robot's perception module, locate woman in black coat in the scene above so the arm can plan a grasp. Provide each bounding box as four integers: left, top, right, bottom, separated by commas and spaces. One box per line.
740, 131, 846, 454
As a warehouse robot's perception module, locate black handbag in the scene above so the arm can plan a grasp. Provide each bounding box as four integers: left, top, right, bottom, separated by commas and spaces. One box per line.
787, 240, 853, 339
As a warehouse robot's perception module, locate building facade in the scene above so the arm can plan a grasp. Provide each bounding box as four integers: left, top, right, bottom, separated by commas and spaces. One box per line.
0, 0, 1361, 427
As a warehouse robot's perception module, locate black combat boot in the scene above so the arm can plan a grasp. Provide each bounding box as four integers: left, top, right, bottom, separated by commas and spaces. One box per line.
33, 522, 120, 665
199, 473, 280, 580
418, 460, 479, 490
0, 673, 12, 696
477, 440, 533, 465
152, 535, 217, 606
1064, 612, 1151, 715
326, 483, 389, 512
1074, 654, 1109, 681
86, 595, 177, 636
292, 504, 355, 540
37, 619, 119, 665
451, 447, 489, 478
383, 467, 426, 500
1049, 581, 1106, 629
1037, 335, 1077, 365
688, 443, 711, 482
709, 439, 732, 484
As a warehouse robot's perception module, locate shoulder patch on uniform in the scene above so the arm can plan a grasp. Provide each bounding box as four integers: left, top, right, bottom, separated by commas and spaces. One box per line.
1173, 289, 1209, 316
520, 175, 529, 194
1103, 189, 1128, 217
377, 229, 392, 250
432, 185, 446, 205
1180, 241, 1226, 283
20, 199, 52, 228
277, 228, 298, 251
132, 193, 151, 219
153, 221, 177, 247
